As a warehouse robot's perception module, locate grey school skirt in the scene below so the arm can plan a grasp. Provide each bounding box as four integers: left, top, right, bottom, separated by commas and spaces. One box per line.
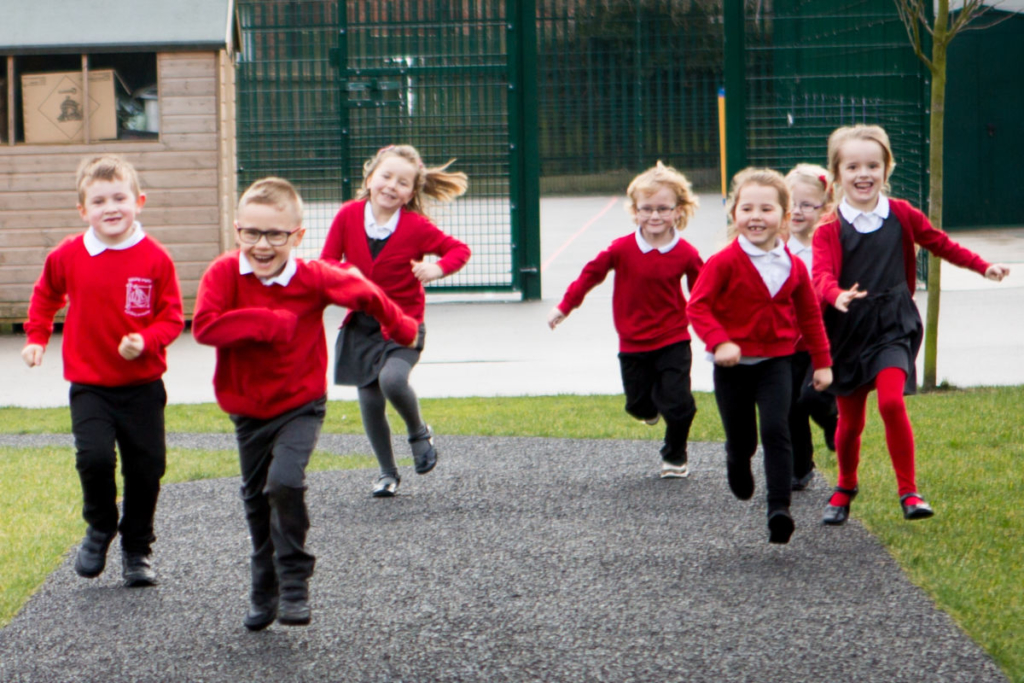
333, 312, 423, 388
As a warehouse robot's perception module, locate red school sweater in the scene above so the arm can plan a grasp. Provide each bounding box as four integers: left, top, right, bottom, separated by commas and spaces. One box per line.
687, 239, 831, 370
24, 233, 184, 387
556, 232, 704, 353
812, 197, 991, 308
192, 252, 418, 419
320, 200, 471, 323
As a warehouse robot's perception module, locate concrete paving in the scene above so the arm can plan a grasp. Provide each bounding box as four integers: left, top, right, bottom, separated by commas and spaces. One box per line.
1, 194, 1022, 407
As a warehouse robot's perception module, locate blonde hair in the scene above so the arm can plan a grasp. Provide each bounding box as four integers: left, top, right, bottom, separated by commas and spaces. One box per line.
725, 168, 790, 240
827, 124, 895, 201
238, 177, 304, 225
625, 161, 699, 230
785, 163, 834, 215
357, 144, 468, 215
76, 154, 142, 204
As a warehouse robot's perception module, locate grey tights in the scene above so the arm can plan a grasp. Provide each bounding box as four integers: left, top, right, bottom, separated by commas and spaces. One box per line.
358, 357, 428, 477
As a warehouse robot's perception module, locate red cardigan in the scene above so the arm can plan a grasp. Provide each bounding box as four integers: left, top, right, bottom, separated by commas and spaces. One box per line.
193, 252, 418, 419
556, 233, 703, 353
24, 233, 183, 387
688, 239, 831, 370
812, 198, 991, 308
320, 200, 471, 323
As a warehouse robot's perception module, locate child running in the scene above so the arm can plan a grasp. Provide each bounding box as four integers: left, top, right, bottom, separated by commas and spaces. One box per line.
813, 124, 1010, 525
548, 162, 703, 479
320, 144, 470, 498
784, 164, 839, 491
688, 168, 832, 544
22, 154, 184, 586
193, 178, 418, 630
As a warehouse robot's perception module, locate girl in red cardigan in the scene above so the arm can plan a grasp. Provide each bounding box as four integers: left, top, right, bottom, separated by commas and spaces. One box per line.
321, 145, 470, 498
689, 168, 832, 544
812, 124, 1010, 526
548, 162, 703, 479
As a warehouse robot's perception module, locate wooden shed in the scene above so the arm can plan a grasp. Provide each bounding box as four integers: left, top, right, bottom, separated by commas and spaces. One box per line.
0, 0, 239, 321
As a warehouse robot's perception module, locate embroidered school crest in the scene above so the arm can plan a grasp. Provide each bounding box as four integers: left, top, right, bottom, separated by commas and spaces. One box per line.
125, 277, 153, 317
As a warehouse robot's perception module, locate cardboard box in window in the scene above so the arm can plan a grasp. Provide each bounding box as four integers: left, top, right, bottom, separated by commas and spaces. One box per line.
21, 70, 118, 144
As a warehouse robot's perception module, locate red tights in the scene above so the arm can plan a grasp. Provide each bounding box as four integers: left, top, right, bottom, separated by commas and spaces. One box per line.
834, 367, 918, 499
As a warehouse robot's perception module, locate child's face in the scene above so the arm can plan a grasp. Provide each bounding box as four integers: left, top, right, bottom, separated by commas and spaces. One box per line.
235, 202, 304, 280
788, 180, 826, 237
837, 138, 887, 212
367, 155, 418, 216
77, 177, 145, 246
733, 183, 787, 252
634, 186, 681, 241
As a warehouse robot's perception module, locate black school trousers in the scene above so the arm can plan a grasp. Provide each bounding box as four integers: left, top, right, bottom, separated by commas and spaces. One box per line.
69, 379, 167, 555
713, 356, 793, 512
788, 350, 838, 478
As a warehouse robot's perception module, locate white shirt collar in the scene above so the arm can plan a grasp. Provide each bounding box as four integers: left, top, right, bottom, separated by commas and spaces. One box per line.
239, 252, 298, 287
83, 222, 146, 256
786, 236, 811, 255
839, 195, 890, 233
738, 234, 786, 258
738, 234, 791, 298
364, 201, 401, 240
635, 227, 681, 254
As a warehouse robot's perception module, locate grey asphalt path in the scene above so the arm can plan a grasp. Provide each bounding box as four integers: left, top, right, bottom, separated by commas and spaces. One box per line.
0, 433, 1008, 683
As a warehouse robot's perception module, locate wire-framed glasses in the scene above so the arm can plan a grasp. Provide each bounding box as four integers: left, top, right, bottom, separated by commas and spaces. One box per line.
636, 205, 678, 217
793, 202, 823, 214
235, 226, 300, 246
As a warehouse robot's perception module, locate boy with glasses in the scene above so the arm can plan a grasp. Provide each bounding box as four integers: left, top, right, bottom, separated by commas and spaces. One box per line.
193, 177, 419, 630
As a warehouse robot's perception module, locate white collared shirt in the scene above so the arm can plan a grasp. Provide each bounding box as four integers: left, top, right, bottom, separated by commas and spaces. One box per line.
787, 236, 813, 272
239, 252, 298, 287
83, 222, 146, 256
364, 202, 401, 240
738, 234, 791, 297
635, 227, 681, 254
839, 195, 890, 234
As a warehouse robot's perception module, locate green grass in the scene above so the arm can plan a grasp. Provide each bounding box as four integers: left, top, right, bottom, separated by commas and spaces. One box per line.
0, 388, 1021, 682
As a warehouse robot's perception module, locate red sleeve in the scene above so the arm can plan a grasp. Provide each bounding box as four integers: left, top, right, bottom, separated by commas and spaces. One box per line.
687, 252, 732, 352
320, 203, 353, 264
137, 245, 185, 356
685, 249, 704, 293
791, 259, 831, 369
557, 245, 616, 315
24, 246, 70, 347
812, 218, 843, 308
417, 217, 471, 276
898, 201, 990, 274
313, 261, 418, 346
192, 257, 298, 348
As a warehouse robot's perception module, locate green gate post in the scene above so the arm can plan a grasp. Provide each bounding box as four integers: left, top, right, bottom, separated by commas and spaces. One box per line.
509, 0, 542, 300
723, 0, 747, 183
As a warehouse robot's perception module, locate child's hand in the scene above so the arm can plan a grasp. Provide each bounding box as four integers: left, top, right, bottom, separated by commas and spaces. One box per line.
118, 333, 145, 360
21, 344, 44, 367
547, 307, 567, 330
713, 342, 742, 367
985, 264, 1010, 282
411, 260, 444, 284
812, 367, 833, 392
834, 283, 867, 312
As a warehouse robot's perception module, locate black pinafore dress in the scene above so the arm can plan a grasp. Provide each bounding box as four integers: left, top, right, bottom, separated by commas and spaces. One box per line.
823, 212, 923, 397
333, 235, 423, 388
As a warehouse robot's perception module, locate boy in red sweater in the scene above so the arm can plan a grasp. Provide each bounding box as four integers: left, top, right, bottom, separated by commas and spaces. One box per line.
548, 162, 703, 479
688, 168, 831, 544
22, 154, 184, 586
193, 177, 419, 631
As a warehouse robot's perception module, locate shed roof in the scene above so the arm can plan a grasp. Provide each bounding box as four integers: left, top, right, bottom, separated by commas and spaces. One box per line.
1, 0, 236, 54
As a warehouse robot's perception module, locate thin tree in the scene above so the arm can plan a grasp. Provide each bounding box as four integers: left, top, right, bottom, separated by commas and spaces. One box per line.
894, 0, 1009, 390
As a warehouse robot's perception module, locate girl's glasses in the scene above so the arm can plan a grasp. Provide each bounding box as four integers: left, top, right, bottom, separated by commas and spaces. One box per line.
236, 227, 300, 246
636, 205, 678, 217
793, 202, 823, 214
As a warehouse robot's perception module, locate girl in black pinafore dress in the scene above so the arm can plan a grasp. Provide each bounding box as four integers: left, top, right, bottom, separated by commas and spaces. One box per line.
813, 124, 1010, 526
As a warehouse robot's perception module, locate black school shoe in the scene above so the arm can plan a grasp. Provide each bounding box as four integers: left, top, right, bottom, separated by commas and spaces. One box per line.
791, 468, 815, 491
244, 596, 278, 632
74, 526, 116, 578
900, 492, 935, 520
821, 486, 859, 526
767, 509, 795, 544
122, 552, 158, 587
410, 425, 437, 475
726, 456, 754, 500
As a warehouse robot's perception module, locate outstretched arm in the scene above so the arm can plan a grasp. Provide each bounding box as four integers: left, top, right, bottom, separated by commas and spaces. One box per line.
192, 260, 298, 348
317, 262, 419, 347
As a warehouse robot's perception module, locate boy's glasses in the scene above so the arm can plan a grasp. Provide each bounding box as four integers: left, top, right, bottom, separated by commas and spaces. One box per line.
236, 227, 300, 246
793, 202, 823, 214
636, 205, 678, 217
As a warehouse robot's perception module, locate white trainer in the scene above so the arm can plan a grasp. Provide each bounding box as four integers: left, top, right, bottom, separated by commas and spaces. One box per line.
660, 462, 689, 479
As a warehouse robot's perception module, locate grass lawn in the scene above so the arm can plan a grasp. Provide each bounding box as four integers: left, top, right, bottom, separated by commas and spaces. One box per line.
0, 388, 1021, 682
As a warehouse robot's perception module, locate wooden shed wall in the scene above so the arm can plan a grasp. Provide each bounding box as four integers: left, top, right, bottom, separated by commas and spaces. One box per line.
0, 51, 234, 322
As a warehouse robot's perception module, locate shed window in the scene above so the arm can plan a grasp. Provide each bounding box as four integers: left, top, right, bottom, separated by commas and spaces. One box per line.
1, 52, 158, 145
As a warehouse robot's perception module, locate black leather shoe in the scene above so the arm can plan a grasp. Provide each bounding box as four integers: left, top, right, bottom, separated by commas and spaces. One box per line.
791, 469, 815, 491
767, 509, 795, 544
822, 486, 858, 526
726, 456, 754, 500
410, 425, 437, 475
74, 527, 115, 578
900, 493, 935, 520
277, 597, 311, 626
122, 552, 158, 587
244, 597, 278, 632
